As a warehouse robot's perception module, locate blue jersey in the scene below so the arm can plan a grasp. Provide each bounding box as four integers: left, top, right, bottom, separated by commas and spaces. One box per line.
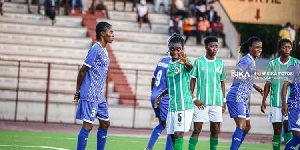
227, 54, 256, 102
285, 62, 300, 109
79, 42, 110, 103
151, 56, 172, 105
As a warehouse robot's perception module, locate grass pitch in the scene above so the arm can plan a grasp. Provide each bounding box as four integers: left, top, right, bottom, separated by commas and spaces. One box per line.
0, 130, 280, 150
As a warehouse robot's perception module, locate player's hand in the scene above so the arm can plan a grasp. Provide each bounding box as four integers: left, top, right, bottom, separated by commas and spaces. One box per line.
222, 102, 226, 113
178, 51, 188, 65
194, 100, 205, 110
254, 85, 264, 96
261, 100, 266, 113
282, 104, 289, 117
72, 91, 80, 104
154, 96, 163, 108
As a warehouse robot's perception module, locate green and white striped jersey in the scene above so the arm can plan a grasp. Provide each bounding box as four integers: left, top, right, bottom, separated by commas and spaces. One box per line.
265, 57, 299, 107
191, 56, 226, 106
167, 58, 193, 112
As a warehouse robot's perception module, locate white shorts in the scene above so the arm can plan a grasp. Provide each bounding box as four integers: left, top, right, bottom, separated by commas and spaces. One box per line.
193, 105, 223, 122
166, 109, 193, 134
268, 107, 288, 123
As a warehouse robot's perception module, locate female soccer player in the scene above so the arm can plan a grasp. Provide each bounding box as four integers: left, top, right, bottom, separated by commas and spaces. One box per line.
155, 33, 193, 150
261, 39, 299, 150
282, 62, 300, 150
226, 36, 264, 150
73, 22, 114, 150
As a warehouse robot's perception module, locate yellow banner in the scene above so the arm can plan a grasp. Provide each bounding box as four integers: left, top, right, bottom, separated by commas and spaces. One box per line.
219, 0, 300, 26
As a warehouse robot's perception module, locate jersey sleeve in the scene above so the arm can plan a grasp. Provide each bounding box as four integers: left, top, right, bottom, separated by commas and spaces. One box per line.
153, 63, 159, 78
265, 61, 273, 82
84, 47, 98, 68
186, 58, 193, 73
191, 59, 198, 78
284, 65, 296, 83
220, 60, 226, 81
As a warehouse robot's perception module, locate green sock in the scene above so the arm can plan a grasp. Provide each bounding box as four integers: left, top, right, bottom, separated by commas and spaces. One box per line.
173, 138, 184, 150
284, 132, 293, 145
210, 137, 218, 150
272, 135, 281, 150
188, 137, 198, 150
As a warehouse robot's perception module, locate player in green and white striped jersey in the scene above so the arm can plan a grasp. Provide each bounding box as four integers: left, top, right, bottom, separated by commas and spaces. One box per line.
155, 34, 193, 150
261, 39, 299, 150
188, 36, 226, 150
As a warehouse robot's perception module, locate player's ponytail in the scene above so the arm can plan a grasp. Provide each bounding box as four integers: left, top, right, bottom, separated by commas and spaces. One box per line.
239, 36, 261, 55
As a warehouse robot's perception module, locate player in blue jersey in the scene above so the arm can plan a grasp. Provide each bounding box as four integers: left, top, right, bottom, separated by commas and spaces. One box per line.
226, 36, 264, 150
282, 62, 300, 150
73, 22, 114, 150
145, 37, 173, 150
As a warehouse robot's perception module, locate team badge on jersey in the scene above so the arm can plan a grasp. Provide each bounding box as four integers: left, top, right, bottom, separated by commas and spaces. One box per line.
175, 67, 180, 74
216, 67, 222, 73
194, 113, 198, 118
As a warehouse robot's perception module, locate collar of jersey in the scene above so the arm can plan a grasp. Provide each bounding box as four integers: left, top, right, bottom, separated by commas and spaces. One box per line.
203, 55, 216, 62
247, 53, 256, 66
278, 56, 291, 65
97, 42, 108, 56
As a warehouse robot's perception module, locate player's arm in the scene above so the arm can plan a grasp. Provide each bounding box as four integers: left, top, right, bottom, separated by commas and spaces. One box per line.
281, 81, 290, 117
154, 89, 168, 108
151, 77, 155, 92
253, 84, 264, 96
178, 51, 193, 71
261, 82, 271, 113
221, 81, 226, 113
73, 65, 88, 103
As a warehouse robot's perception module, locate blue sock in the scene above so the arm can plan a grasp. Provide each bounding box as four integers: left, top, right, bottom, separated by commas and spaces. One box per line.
147, 124, 165, 148
285, 136, 300, 150
230, 128, 244, 150
238, 131, 248, 147
97, 128, 108, 150
165, 134, 173, 150
77, 128, 90, 150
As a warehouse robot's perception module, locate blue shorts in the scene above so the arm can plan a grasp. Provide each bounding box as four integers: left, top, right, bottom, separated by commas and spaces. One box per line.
76, 100, 109, 123
227, 101, 250, 119
151, 98, 169, 121
288, 108, 300, 132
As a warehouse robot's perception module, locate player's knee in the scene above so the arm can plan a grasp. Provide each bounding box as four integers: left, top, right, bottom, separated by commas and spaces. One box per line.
100, 120, 110, 130
83, 123, 93, 131
273, 125, 282, 135
244, 124, 251, 133
210, 128, 219, 137
193, 127, 202, 135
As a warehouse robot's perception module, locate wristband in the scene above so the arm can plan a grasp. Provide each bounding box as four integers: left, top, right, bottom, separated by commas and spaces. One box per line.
223, 98, 226, 102
193, 97, 197, 101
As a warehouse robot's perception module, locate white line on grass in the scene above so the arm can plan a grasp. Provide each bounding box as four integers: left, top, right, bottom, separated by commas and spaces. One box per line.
0, 145, 70, 150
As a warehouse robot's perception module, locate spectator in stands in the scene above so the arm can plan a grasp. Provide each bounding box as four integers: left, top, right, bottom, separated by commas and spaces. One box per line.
26, 0, 32, 13
137, 0, 152, 32
90, 0, 110, 19
175, 0, 188, 19
155, 0, 168, 13
211, 17, 225, 46
289, 24, 296, 44
44, 0, 57, 25
206, 6, 218, 23
188, 0, 196, 16
195, 0, 206, 20
113, 0, 136, 11
71, 0, 85, 14
278, 22, 292, 42
183, 13, 196, 44
0, 0, 3, 16
169, 15, 183, 36
196, 15, 210, 45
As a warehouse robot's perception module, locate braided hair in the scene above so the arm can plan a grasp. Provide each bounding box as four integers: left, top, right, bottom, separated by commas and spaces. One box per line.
167, 33, 184, 51
278, 38, 292, 50
96, 22, 112, 41
239, 36, 261, 55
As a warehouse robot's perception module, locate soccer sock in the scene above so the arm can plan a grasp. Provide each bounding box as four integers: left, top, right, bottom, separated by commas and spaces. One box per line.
97, 128, 108, 150
165, 134, 173, 150
147, 124, 165, 148
210, 136, 218, 150
284, 132, 293, 145
230, 128, 244, 150
284, 136, 300, 150
173, 138, 184, 150
272, 135, 281, 150
188, 137, 198, 150
77, 128, 90, 150
238, 131, 248, 147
